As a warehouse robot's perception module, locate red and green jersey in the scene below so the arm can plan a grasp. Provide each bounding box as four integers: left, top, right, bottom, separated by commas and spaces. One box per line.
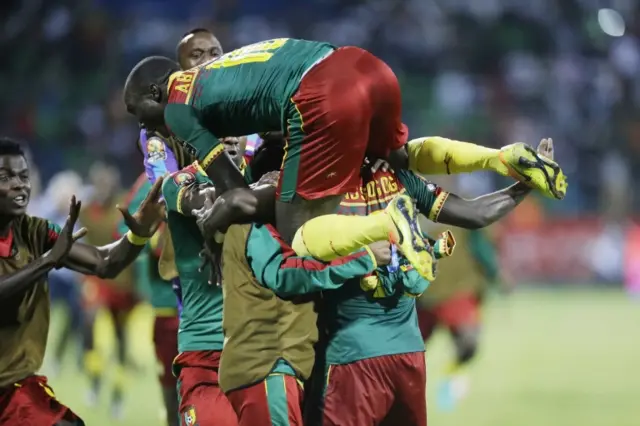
164, 38, 334, 159
321, 169, 448, 364
161, 165, 224, 352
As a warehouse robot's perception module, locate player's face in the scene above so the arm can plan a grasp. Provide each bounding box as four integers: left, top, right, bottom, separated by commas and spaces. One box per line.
222, 137, 243, 167
179, 33, 223, 69
0, 155, 31, 217
126, 95, 166, 133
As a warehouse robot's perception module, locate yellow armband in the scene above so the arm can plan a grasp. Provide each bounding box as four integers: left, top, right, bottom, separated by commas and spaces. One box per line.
126, 231, 149, 246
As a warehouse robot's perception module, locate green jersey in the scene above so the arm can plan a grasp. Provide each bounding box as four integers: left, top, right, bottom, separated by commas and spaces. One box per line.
322, 169, 448, 364
119, 175, 177, 312
164, 38, 334, 159
161, 164, 223, 352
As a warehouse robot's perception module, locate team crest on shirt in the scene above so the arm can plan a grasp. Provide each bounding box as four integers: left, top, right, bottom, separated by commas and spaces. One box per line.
146, 138, 167, 163
182, 406, 198, 426
173, 170, 196, 186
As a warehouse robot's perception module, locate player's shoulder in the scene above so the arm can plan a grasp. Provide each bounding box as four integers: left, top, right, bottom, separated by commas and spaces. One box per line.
13, 214, 59, 243
163, 163, 203, 191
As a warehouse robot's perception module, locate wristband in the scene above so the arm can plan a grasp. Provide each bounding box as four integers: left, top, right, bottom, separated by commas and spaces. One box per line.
126, 231, 150, 246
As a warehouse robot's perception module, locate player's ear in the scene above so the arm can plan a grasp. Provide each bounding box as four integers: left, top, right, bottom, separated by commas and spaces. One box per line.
149, 83, 161, 102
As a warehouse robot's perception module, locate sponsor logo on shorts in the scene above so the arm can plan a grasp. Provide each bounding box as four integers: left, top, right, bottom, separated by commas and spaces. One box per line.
173, 171, 196, 187
147, 138, 167, 163
182, 405, 198, 426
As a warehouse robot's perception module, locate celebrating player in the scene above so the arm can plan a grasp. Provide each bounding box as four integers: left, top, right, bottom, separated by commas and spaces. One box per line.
303, 138, 553, 426
123, 37, 567, 282
160, 138, 384, 425
119, 174, 180, 426
0, 137, 164, 425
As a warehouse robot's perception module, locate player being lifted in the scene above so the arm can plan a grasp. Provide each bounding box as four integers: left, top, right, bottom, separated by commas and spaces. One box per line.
124, 37, 567, 280
0, 137, 164, 425
304, 138, 554, 426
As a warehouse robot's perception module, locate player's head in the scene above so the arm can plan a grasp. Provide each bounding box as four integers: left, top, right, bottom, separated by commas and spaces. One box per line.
124, 56, 180, 131
249, 134, 285, 182
221, 137, 244, 168
0, 137, 30, 217
176, 28, 223, 70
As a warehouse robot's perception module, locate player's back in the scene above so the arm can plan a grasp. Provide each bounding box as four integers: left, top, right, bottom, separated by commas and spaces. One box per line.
168, 38, 335, 136
0, 215, 59, 386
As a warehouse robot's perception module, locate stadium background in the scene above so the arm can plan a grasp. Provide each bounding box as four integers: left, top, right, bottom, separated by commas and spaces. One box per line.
2, 0, 640, 425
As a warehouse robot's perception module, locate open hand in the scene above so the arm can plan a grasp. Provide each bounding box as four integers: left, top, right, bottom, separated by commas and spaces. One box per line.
47, 196, 87, 268
117, 178, 165, 238
536, 138, 554, 161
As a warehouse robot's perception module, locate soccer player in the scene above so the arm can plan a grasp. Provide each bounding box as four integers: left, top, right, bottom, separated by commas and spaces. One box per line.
303, 138, 555, 426
176, 28, 223, 70
415, 225, 500, 411
0, 137, 164, 425
162, 141, 389, 426
123, 38, 567, 281
79, 163, 139, 416
119, 174, 180, 426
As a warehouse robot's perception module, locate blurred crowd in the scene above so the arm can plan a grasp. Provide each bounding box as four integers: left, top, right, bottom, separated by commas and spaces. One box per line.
2, 0, 639, 218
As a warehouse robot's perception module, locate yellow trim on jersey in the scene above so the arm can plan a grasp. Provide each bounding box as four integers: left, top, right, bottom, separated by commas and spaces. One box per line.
200, 144, 225, 169
340, 188, 407, 208
427, 191, 450, 222
176, 186, 188, 215
154, 307, 179, 317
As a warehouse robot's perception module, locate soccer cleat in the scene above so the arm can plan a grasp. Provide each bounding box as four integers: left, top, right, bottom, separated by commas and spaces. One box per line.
385, 195, 436, 281
499, 143, 568, 200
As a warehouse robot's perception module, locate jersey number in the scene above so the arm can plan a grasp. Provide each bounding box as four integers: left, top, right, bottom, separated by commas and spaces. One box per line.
206, 38, 289, 69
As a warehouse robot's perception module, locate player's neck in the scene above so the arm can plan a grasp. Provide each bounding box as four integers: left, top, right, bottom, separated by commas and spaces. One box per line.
0, 215, 14, 238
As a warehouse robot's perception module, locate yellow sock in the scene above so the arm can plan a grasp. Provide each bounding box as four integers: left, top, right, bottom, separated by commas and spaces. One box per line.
407, 137, 509, 176
113, 364, 127, 390
84, 350, 103, 376
291, 213, 395, 261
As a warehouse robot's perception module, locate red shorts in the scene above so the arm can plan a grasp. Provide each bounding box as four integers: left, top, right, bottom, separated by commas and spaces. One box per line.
83, 278, 138, 315
277, 46, 408, 202
0, 375, 83, 425
174, 351, 237, 426
417, 292, 481, 341
315, 352, 426, 426
226, 374, 304, 426
153, 315, 179, 387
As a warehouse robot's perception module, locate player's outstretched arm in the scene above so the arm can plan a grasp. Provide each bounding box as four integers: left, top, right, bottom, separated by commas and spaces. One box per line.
436, 183, 531, 229
244, 225, 387, 298
62, 179, 165, 278
0, 197, 86, 298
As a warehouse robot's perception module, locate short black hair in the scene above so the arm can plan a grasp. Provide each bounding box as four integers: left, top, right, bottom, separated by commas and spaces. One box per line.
124, 56, 180, 100
0, 137, 25, 157
181, 28, 212, 39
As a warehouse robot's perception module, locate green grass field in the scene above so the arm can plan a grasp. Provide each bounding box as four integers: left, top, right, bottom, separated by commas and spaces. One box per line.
43, 288, 640, 426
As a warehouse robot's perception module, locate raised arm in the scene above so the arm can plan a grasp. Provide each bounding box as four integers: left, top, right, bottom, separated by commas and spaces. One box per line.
246, 224, 379, 298
0, 199, 85, 298
62, 179, 164, 278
